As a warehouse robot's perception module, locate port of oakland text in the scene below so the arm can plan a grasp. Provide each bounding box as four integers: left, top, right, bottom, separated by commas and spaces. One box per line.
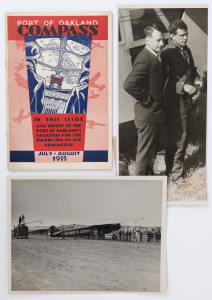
17, 20, 99, 36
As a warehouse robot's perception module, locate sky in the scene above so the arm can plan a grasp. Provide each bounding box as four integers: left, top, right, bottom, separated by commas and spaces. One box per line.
11, 178, 164, 228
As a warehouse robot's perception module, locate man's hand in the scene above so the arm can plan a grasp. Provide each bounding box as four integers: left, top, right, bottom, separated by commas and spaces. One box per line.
194, 79, 204, 90
183, 84, 196, 95
195, 80, 203, 88
140, 90, 152, 108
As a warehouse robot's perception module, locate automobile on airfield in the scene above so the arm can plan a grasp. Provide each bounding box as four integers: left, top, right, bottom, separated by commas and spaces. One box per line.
12, 224, 29, 239
12, 216, 42, 239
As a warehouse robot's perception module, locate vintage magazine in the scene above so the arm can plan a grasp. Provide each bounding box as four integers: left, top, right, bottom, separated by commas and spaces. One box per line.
8, 176, 167, 293
118, 5, 207, 205
6, 12, 112, 169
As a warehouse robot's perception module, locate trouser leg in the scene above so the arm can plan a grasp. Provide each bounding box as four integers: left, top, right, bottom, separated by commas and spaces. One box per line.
165, 116, 188, 182
135, 122, 161, 175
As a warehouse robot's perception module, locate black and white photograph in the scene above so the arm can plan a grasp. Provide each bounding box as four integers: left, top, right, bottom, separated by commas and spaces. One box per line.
118, 6, 207, 204
8, 177, 167, 293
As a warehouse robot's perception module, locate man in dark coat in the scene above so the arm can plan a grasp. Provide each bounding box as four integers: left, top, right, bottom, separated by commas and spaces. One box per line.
123, 24, 165, 175
161, 19, 203, 183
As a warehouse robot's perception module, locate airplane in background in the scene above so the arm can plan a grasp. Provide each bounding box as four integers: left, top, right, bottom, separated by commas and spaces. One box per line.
86, 120, 106, 130
15, 59, 26, 72
14, 72, 28, 90
28, 227, 49, 235
13, 109, 31, 124
91, 41, 104, 50
89, 72, 106, 92
89, 90, 100, 99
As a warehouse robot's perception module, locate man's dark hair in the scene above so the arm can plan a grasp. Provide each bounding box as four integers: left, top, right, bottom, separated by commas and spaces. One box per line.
144, 23, 164, 37
168, 19, 188, 35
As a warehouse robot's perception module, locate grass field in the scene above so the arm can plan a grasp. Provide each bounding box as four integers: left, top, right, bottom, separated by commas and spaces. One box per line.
125, 142, 206, 203
11, 235, 161, 292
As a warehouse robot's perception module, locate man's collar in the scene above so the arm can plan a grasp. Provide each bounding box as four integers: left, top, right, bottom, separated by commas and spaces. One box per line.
145, 46, 158, 57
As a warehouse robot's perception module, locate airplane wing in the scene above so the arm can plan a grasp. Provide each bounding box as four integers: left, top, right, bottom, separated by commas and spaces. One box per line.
93, 122, 106, 126
89, 72, 100, 84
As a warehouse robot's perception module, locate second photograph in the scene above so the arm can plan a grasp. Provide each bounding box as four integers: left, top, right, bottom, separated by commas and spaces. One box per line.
118, 5, 207, 204
8, 177, 166, 293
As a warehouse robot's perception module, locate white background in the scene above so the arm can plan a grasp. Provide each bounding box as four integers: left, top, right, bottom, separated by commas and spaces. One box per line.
0, 0, 212, 299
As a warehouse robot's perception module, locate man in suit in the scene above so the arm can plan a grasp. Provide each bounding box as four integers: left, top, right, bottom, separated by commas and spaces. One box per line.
123, 24, 165, 175
161, 19, 203, 183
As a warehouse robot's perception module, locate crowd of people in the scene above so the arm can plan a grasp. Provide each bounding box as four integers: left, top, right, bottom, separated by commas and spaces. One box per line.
114, 227, 161, 242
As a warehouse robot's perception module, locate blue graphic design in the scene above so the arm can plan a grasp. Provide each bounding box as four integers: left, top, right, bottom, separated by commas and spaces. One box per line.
10, 150, 108, 163
10, 151, 35, 162
25, 36, 91, 114
83, 151, 108, 162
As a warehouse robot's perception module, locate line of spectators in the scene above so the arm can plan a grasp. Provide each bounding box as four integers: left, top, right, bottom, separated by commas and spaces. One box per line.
115, 228, 161, 242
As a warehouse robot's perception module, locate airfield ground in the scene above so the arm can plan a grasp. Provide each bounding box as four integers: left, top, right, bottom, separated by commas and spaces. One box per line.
11, 235, 161, 292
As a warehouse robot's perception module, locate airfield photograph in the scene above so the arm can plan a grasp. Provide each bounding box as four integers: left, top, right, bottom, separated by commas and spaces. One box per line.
9, 177, 166, 293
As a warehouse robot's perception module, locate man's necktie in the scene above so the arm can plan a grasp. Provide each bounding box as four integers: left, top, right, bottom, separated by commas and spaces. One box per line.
157, 53, 161, 62
180, 48, 189, 64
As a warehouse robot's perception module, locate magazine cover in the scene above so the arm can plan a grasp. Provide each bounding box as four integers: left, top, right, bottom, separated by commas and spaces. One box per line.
6, 12, 112, 169
8, 177, 167, 293
118, 5, 207, 204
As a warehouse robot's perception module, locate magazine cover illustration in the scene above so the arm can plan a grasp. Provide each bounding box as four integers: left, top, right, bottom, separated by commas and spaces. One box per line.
6, 13, 112, 169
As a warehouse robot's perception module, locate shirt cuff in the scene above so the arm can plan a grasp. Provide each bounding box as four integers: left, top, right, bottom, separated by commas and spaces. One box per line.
176, 82, 184, 94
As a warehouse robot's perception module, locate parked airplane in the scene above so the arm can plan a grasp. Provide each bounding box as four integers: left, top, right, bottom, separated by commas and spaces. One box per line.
50, 223, 121, 239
